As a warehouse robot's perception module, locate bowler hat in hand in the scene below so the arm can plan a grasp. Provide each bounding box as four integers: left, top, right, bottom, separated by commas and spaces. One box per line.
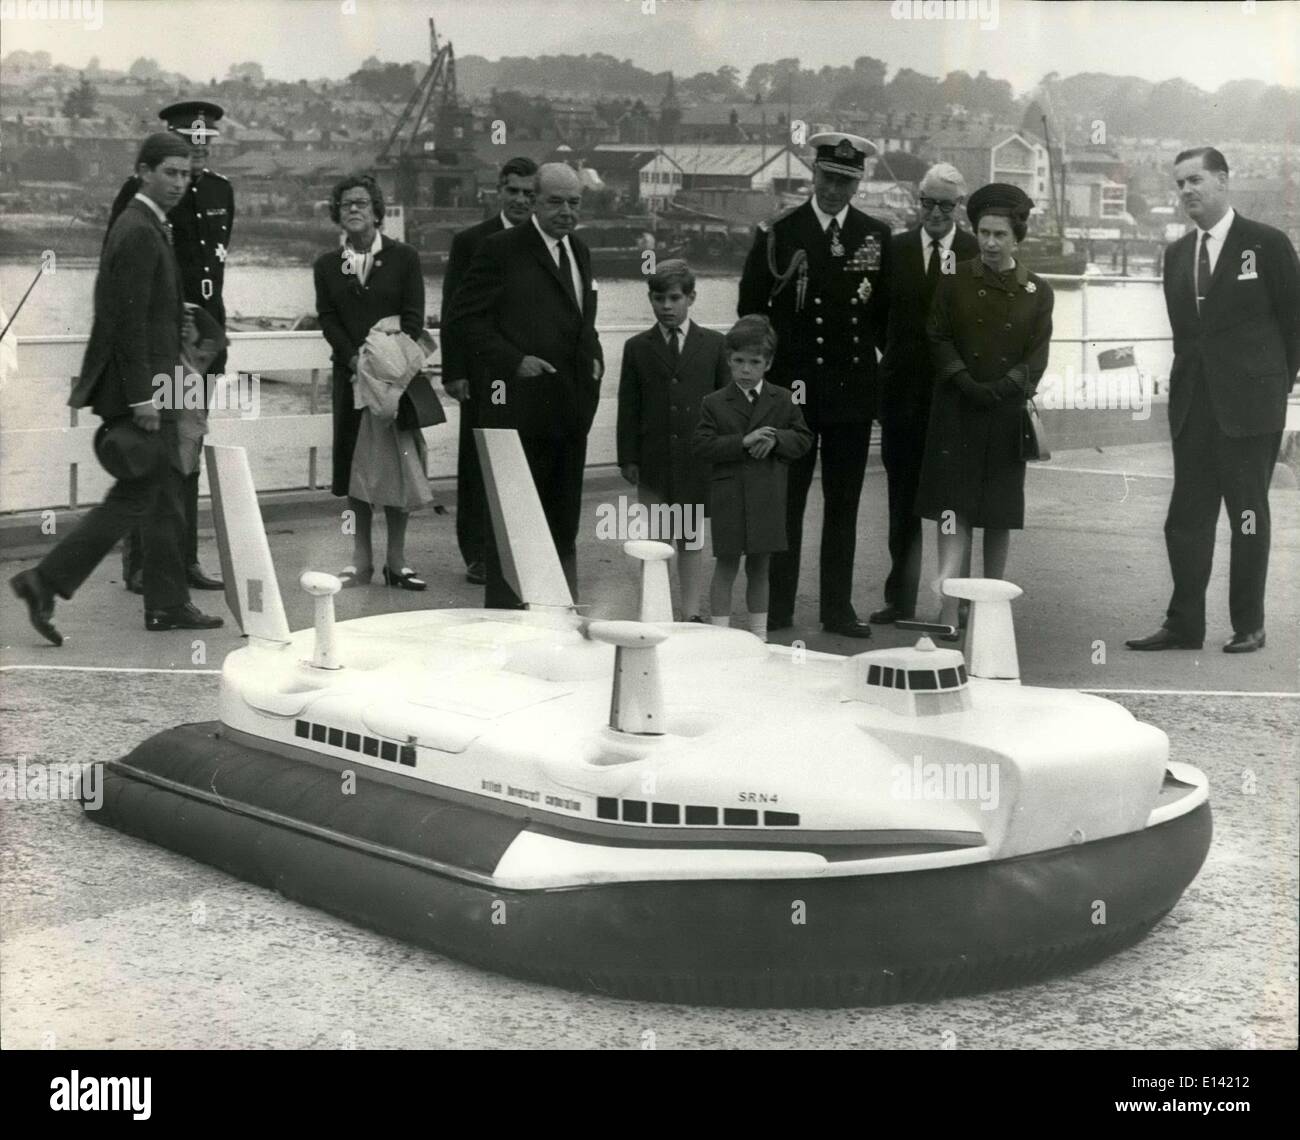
94, 418, 165, 481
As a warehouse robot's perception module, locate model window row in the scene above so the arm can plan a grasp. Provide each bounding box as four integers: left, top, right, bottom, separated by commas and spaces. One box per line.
597, 798, 799, 827
294, 720, 416, 766
866, 663, 967, 691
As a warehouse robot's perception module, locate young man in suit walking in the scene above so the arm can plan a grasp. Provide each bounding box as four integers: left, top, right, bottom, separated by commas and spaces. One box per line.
11, 133, 225, 644
439, 156, 538, 586
1127, 147, 1300, 654
109, 100, 233, 595
871, 163, 980, 625
449, 162, 604, 607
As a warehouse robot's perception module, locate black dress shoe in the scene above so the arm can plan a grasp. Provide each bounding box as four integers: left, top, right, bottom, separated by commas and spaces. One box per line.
10, 568, 63, 647
822, 618, 873, 639
146, 603, 224, 631
1125, 628, 1203, 651
186, 563, 224, 590
465, 560, 486, 585
1223, 629, 1265, 654
868, 605, 913, 625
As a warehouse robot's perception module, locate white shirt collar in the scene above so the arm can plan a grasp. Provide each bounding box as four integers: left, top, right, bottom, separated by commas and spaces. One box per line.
926, 224, 957, 252
738, 380, 763, 399
532, 213, 568, 252
133, 192, 169, 226
1199, 206, 1235, 244
499, 211, 517, 230
660, 317, 691, 342
810, 199, 850, 232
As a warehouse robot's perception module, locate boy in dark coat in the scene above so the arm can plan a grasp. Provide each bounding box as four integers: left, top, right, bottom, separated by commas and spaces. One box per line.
617, 259, 730, 620
693, 315, 812, 640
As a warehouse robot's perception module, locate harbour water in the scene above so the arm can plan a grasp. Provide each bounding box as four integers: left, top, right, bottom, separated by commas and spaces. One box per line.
0, 262, 1175, 513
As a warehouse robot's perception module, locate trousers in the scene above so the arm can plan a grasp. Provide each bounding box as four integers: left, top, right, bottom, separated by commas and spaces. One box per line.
769, 421, 870, 625
42, 423, 190, 611
1163, 368, 1281, 639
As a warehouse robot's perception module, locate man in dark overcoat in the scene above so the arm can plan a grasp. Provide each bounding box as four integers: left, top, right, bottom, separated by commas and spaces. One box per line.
440, 156, 538, 585
871, 163, 980, 624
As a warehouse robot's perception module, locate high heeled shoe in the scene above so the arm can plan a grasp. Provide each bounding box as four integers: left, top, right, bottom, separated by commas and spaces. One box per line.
382, 565, 426, 591
337, 565, 373, 588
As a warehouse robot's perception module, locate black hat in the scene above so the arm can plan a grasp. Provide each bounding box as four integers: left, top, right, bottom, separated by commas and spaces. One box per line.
94, 419, 166, 481
808, 131, 873, 178
966, 182, 1034, 225
159, 100, 224, 143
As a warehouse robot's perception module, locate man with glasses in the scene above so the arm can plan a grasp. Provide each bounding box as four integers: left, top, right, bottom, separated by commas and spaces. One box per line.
738, 132, 892, 640
440, 156, 538, 586
449, 162, 604, 607
871, 164, 980, 625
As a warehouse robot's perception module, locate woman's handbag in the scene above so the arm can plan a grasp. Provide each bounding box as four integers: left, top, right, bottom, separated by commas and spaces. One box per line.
1018, 397, 1051, 462
396, 371, 446, 430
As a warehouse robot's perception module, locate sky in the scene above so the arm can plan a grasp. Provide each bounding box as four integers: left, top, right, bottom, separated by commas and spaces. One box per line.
2, 0, 1298, 96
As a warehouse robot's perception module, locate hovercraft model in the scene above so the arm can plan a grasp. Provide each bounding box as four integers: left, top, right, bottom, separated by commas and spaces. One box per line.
82, 431, 1212, 1008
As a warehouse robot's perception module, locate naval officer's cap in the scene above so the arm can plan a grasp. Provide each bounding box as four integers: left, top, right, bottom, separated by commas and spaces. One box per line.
808, 131, 874, 178
159, 99, 224, 143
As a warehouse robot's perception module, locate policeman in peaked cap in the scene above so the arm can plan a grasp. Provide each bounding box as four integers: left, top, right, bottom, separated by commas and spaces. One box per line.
737, 131, 892, 639
108, 99, 234, 592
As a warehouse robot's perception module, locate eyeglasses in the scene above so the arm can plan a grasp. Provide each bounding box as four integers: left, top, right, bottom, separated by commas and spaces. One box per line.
340, 198, 372, 212
919, 197, 958, 214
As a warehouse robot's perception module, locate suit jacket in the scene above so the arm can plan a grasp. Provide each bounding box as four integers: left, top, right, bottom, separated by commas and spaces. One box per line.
439, 213, 506, 387
71, 198, 184, 421
737, 199, 891, 428
107, 168, 235, 325
448, 220, 603, 438
313, 235, 425, 370
616, 322, 730, 509
878, 224, 980, 423
1163, 212, 1300, 438
692, 383, 812, 556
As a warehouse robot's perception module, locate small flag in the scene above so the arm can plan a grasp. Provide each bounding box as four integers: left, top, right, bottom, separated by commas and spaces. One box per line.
1098, 346, 1135, 370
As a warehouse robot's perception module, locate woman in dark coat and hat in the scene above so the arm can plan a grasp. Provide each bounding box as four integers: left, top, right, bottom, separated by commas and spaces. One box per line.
914, 182, 1054, 635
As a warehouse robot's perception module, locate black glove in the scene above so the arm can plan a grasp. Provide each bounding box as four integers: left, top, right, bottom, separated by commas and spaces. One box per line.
950, 370, 998, 407
990, 374, 1028, 402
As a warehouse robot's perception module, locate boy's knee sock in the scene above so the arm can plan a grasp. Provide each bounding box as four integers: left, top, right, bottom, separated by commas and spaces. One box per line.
710, 615, 731, 628
750, 612, 767, 641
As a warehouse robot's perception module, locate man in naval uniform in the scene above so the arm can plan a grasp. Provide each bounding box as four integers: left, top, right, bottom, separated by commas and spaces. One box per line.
109, 99, 233, 594
738, 132, 891, 639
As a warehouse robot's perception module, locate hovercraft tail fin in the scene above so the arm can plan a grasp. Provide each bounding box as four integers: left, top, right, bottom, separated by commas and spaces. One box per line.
475, 428, 575, 610
206, 443, 292, 646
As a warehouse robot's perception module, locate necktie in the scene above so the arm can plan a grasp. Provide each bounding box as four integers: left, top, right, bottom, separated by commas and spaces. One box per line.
1195, 231, 1211, 312
827, 217, 844, 257
746, 389, 757, 405
924, 238, 941, 300
668, 327, 680, 366
556, 238, 579, 310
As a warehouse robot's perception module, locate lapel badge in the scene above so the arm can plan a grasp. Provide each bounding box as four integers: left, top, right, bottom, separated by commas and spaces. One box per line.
1024, 281, 1037, 293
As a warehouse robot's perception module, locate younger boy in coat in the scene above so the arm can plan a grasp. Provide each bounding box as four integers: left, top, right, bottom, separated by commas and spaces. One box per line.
692, 315, 812, 640
617, 259, 730, 620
